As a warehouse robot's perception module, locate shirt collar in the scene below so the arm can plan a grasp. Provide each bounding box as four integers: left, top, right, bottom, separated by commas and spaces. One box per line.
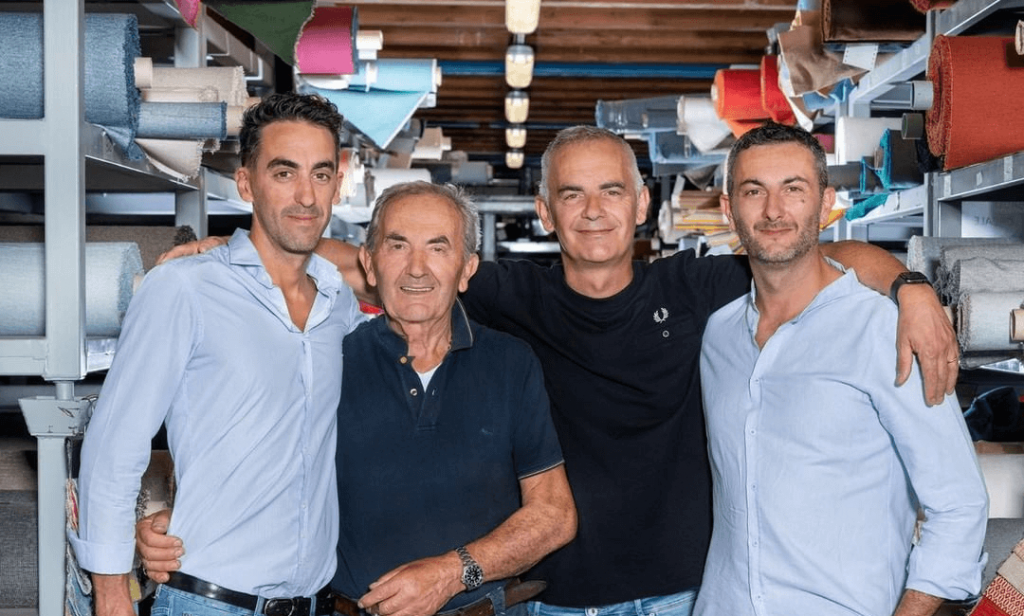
745, 257, 858, 334
378, 299, 475, 354
226, 228, 343, 296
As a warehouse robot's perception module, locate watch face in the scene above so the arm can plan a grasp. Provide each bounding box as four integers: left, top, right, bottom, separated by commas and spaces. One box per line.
463, 566, 484, 590
900, 272, 930, 284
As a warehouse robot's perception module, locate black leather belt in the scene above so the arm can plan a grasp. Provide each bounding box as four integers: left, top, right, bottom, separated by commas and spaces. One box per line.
164, 572, 334, 616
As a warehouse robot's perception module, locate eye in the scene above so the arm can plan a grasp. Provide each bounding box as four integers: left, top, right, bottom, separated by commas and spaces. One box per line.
313, 172, 333, 183
743, 188, 763, 197
274, 169, 293, 180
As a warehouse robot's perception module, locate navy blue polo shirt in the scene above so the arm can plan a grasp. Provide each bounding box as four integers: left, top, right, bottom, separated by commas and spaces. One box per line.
331, 300, 564, 609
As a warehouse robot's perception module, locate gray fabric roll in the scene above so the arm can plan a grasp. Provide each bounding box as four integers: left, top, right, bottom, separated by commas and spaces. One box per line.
137, 102, 227, 140
942, 257, 1024, 304
938, 245, 1024, 296
906, 236, 1021, 282
957, 291, 1024, 352
0, 242, 143, 337
0, 13, 141, 157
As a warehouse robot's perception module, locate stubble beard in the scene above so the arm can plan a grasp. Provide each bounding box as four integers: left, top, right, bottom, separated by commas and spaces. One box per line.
736, 213, 820, 267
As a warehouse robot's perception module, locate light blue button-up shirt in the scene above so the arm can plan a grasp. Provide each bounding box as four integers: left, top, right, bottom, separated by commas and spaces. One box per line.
72, 229, 365, 597
697, 267, 987, 616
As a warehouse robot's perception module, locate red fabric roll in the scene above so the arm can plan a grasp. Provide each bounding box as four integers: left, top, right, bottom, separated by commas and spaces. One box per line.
926, 34, 1024, 170
760, 56, 797, 124
725, 119, 764, 139
713, 68, 768, 122
909, 0, 954, 13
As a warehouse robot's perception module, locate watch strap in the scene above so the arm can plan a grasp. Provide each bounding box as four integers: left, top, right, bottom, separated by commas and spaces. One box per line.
889, 271, 930, 305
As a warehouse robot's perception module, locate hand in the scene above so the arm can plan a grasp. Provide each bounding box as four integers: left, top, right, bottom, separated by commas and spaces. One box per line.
92, 573, 135, 616
358, 553, 464, 616
895, 283, 958, 406
156, 236, 229, 265
135, 509, 183, 583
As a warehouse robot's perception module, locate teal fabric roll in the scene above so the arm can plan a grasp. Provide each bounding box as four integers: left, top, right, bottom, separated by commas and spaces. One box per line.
0, 13, 141, 156
0, 243, 143, 337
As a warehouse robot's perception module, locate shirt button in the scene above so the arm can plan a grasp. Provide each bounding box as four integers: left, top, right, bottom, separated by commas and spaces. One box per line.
586, 609, 599, 616
399, 356, 408, 365
410, 389, 418, 396
662, 330, 670, 338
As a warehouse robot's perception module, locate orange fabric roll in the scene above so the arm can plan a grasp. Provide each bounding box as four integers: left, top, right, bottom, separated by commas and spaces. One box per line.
926, 35, 1024, 170
909, 0, 954, 13
760, 56, 796, 125
725, 118, 764, 139
713, 68, 768, 121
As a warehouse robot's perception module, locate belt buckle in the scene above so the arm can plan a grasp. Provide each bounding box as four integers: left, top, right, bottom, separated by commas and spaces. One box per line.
264, 599, 299, 616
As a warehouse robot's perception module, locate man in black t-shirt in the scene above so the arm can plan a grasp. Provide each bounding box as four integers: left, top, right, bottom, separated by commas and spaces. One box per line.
144, 127, 960, 616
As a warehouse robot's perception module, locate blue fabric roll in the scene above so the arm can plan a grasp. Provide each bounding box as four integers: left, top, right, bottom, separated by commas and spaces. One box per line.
136, 102, 227, 140
0, 13, 141, 156
0, 243, 143, 337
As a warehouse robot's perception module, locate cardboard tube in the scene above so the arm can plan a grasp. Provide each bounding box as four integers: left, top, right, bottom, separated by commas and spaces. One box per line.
134, 57, 153, 90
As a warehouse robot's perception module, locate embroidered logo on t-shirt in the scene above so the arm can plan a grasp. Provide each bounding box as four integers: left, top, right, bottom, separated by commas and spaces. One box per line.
653, 307, 669, 323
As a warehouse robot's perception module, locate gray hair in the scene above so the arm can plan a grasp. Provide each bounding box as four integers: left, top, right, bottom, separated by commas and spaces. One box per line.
538, 125, 645, 202
365, 181, 480, 257
725, 122, 829, 199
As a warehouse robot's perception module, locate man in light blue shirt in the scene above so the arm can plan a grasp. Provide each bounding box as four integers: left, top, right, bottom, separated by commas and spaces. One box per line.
697, 122, 988, 616
71, 94, 365, 616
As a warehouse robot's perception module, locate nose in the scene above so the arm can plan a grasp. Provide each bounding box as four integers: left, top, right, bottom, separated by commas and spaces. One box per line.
408, 247, 427, 276
764, 189, 784, 221
295, 176, 316, 207
581, 194, 603, 220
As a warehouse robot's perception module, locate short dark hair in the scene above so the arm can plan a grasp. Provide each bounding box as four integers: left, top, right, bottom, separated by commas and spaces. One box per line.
366, 181, 480, 258
238, 93, 343, 168
725, 122, 828, 198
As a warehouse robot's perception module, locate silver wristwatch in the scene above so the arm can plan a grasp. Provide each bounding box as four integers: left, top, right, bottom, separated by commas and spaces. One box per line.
456, 546, 484, 591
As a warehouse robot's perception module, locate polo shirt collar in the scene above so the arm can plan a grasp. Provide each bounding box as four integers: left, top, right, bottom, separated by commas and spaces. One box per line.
379, 299, 475, 353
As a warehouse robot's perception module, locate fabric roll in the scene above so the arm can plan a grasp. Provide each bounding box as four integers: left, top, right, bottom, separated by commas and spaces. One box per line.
909, 0, 954, 13
958, 292, 1024, 352
927, 35, 1024, 171
149, 66, 248, 106
173, 0, 202, 27
943, 258, 1024, 305
878, 129, 923, 190
205, 1, 315, 66
596, 96, 681, 133
676, 95, 733, 154
713, 68, 766, 122
295, 5, 357, 75
134, 139, 205, 181
835, 116, 901, 165
141, 87, 219, 103
136, 102, 227, 140
0, 243, 143, 337
822, 0, 925, 42
907, 236, 1021, 282
0, 13, 141, 155
760, 56, 796, 124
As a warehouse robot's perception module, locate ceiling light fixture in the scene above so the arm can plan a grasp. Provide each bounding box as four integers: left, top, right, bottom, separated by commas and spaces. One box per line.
505, 90, 530, 123
506, 149, 525, 169
505, 125, 527, 148
506, 0, 541, 35
505, 44, 534, 89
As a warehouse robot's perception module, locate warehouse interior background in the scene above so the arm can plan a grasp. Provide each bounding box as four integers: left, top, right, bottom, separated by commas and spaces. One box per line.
3, 0, 1024, 613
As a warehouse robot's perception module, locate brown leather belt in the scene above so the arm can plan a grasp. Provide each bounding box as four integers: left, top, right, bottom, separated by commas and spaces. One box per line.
333, 579, 546, 616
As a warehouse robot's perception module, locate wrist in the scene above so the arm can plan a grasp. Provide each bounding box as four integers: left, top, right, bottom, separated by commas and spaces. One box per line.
890, 271, 931, 305
455, 546, 484, 591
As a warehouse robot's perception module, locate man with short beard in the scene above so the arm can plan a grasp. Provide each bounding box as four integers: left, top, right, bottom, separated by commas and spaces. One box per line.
696, 123, 988, 616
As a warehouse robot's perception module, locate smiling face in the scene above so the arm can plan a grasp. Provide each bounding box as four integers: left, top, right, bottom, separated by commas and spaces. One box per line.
535, 138, 650, 275
723, 142, 834, 268
359, 193, 479, 332
236, 120, 341, 260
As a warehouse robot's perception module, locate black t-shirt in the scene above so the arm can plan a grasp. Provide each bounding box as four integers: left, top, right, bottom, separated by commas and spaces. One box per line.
459, 251, 751, 607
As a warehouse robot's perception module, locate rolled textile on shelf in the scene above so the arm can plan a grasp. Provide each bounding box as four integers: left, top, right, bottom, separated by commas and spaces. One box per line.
938, 244, 1024, 295
877, 129, 923, 190
0, 243, 143, 337
760, 56, 796, 124
907, 236, 1021, 281
295, 5, 357, 75
909, 0, 954, 13
676, 95, 733, 154
713, 68, 767, 122
141, 87, 219, 103
136, 102, 227, 140
134, 139, 205, 181
835, 116, 901, 165
822, 0, 925, 42
0, 13, 141, 150
943, 258, 1024, 305
149, 66, 248, 106
926, 35, 1024, 170
958, 291, 1024, 352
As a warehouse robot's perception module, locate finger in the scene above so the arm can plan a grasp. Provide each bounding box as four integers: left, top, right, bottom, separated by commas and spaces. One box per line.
895, 337, 913, 387
945, 358, 959, 395
151, 508, 172, 532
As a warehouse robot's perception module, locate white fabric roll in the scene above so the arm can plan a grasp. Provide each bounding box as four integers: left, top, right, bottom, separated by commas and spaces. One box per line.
835, 116, 901, 165
0, 242, 143, 337
907, 236, 1021, 282
958, 291, 1024, 352
676, 95, 732, 154
943, 257, 1024, 304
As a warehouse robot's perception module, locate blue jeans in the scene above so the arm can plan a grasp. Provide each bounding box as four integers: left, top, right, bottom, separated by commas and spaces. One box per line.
151, 584, 331, 616
527, 590, 697, 616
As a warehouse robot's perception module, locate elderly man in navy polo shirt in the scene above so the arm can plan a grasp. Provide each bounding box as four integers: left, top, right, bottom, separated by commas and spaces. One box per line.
140, 181, 577, 616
